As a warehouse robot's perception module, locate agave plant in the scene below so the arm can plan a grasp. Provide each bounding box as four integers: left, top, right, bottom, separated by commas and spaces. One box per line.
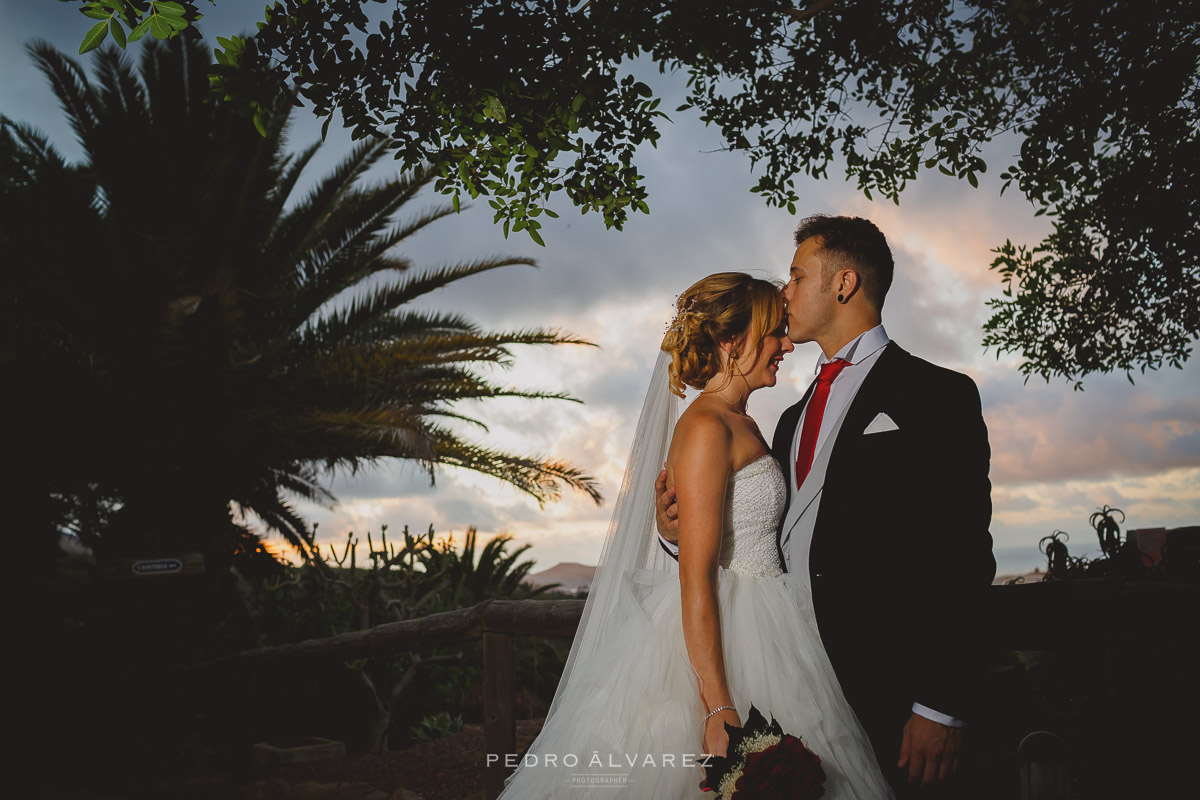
0, 36, 600, 565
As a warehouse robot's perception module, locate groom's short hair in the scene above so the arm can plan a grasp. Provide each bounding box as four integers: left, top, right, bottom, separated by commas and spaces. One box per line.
793, 215, 894, 311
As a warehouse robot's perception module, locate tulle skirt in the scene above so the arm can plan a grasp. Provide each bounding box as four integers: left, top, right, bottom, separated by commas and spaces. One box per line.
498, 564, 895, 798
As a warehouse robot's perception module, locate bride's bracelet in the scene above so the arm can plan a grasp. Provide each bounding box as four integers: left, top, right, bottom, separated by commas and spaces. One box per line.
704, 705, 735, 722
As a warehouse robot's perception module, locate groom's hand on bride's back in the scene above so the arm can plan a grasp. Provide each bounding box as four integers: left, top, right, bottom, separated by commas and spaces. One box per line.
654, 467, 679, 542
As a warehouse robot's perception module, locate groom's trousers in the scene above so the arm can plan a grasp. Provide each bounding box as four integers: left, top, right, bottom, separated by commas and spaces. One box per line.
812, 573, 983, 800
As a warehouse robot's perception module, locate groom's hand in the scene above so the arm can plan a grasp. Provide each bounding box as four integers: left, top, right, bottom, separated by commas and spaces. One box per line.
898, 713, 961, 787
654, 466, 679, 541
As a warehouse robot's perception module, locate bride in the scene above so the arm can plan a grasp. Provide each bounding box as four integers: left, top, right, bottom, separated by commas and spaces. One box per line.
498, 273, 894, 798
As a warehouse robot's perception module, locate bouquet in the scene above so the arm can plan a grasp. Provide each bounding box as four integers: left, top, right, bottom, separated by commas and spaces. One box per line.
699, 704, 826, 799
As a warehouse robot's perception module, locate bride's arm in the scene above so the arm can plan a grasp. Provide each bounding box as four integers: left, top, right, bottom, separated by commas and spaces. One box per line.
671, 413, 740, 751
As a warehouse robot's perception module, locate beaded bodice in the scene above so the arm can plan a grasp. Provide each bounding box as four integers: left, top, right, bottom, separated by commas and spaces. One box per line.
720, 453, 787, 578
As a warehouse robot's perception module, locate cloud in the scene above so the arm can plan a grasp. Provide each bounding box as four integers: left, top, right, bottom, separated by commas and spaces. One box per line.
978, 359, 1200, 486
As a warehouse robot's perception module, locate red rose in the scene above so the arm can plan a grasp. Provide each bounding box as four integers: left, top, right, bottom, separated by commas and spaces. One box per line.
731, 734, 826, 800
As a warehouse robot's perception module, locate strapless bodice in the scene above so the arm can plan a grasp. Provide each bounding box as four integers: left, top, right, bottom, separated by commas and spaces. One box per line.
720, 453, 787, 578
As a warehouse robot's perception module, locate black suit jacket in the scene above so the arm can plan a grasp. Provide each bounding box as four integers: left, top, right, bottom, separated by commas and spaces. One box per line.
770, 341, 995, 753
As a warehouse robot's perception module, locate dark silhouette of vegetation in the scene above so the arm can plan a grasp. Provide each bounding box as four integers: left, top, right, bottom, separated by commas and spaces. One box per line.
1, 35, 601, 574
1037, 506, 1198, 582
248, 522, 566, 752
62, 0, 1200, 384
421, 525, 560, 608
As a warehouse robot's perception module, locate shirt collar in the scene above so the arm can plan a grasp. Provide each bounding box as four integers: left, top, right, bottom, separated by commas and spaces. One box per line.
813, 324, 891, 375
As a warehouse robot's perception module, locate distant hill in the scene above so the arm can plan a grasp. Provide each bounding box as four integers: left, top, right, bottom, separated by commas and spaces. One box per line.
525, 562, 595, 593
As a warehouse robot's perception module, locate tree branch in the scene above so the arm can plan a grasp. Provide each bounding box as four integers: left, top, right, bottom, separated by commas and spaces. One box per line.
786, 0, 839, 23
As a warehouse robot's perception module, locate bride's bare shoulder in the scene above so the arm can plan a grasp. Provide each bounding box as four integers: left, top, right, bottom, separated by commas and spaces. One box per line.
668, 402, 733, 468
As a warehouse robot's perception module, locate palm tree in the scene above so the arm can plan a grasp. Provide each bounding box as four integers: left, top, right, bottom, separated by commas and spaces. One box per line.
0, 35, 600, 571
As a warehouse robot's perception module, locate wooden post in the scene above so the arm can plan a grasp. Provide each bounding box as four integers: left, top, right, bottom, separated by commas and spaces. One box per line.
482, 631, 516, 800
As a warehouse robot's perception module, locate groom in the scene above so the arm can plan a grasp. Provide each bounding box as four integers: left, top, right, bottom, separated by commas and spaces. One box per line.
655, 215, 996, 797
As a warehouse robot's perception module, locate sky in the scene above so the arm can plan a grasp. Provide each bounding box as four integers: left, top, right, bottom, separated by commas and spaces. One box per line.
7, 2, 1199, 577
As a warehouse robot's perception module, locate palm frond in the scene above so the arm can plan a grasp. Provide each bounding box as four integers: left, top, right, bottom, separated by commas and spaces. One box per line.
297, 260, 538, 352
270, 466, 338, 509
297, 407, 438, 460
378, 328, 594, 370
27, 41, 101, 148
285, 184, 427, 319
374, 199, 459, 248
235, 494, 314, 556
0, 117, 67, 177
92, 46, 147, 129
349, 309, 482, 346
263, 139, 321, 232
267, 138, 392, 264
426, 430, 604, 507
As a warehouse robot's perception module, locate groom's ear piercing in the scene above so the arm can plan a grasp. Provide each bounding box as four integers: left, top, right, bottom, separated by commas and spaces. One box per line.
837, 293, 845, 303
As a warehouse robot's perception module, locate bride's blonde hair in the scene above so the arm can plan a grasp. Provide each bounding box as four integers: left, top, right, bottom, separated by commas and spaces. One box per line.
661, 272, 785, 398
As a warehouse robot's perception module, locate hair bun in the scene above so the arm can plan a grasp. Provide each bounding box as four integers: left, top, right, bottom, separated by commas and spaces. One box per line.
661, 272, 784, 398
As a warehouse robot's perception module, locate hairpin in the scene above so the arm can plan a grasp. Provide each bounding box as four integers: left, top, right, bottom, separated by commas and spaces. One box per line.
665, 295, 699, 335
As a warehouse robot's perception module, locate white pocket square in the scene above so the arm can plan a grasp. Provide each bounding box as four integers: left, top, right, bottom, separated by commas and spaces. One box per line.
863, 412, 899, 435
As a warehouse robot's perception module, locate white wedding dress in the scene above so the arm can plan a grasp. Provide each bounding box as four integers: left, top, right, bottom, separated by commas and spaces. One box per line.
499, 452, 895, 798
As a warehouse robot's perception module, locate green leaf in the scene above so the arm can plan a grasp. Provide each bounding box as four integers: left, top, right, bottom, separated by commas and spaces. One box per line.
79, 20, 109, 54
154, 1, 187, 16
128, 16, 153, 41
528, 228, 546, 247
110, 17, 127, 48
150, 14, 174, 38
253, 109, 267, 137
81, 6, 112, 21
482, 96, 506, 123
967, 172, 979, 188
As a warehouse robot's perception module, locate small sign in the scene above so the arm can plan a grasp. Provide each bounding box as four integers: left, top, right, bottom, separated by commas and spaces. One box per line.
132, 558, 183, 575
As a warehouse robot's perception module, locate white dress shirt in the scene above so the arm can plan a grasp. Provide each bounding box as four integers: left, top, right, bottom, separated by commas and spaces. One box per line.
659, 324, 964, 728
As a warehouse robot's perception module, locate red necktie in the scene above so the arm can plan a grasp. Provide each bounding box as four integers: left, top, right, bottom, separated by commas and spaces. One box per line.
795, 358, 851, 489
